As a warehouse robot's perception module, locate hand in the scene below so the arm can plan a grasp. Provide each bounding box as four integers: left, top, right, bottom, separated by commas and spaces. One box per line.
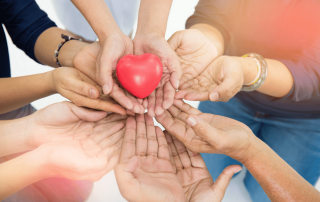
51, 67, 126, 114
114, 114, 184, 202
175, 56, 244, 102
73, 42, 145, 114
133, 33, 181, 116
155, 100, 253, 161
168, 29, 220, 88
26, 101, 127, 173
165, 132, 242, 202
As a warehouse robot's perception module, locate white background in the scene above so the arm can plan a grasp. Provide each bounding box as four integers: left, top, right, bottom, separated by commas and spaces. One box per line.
5, 0, 319, 201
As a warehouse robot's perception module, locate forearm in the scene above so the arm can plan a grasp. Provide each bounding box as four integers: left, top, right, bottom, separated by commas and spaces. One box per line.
0, 71, 55, 114
236, 56, 294, 97
240, 138, 320, 202
0, 151, 46, 201
71, 0, 121, 39
0, 117, 32, 157
34, 27, 87, 67
135, 0, 173, 37
189, 23, 225, 56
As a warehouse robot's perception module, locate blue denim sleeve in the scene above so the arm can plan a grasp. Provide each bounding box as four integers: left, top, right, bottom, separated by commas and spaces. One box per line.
1, 0, 57, 63
277, 37, 320, 102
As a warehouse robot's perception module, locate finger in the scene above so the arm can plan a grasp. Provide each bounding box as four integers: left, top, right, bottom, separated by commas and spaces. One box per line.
110, 83, 135, 110
167, 132, 183, 171
137, 98, 143, 104
172, 137, 192, 168
209, 75, 242, 102
173, 100, 202, 115
126, 109, 135, 116
145, 114, 158, 157
162, 81, 175, 109
90, 122, 125, 144
135, 113, 147, 156
184, 91, 210, 101
186, 149, 207, 168
185, 114, 222, 145
68, 102, 108, 121
99, 127, 126, 149
143, 98, 148, 109
120, 117, 137, 162
97, 113, 128, 125
212, 165, 242, 200
156, 127, 170, 161
96, 48, 115, 94
155, 87, 165, 115
65, 71, 101, 99
126, 91, 145, 114
164, 131, 177, 172
70, 93, 126, 115
147, 91, 156, 117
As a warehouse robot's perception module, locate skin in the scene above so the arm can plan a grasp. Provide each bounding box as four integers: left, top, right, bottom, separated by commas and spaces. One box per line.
0, 102, 127, 201
170, 27, 293, 102
156, 100, 320, 202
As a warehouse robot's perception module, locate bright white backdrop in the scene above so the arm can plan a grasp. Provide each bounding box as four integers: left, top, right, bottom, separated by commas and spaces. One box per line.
5, 0, 319, 201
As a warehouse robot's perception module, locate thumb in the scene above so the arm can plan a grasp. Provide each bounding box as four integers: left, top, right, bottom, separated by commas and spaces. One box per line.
67, 73, 101, 99
96, 50, 114, 95
212, 165, 242, 200
114, 156, 139, 197
185, 115, 222, 143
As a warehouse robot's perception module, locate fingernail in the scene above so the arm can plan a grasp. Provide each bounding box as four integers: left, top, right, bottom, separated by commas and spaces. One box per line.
210, 92, 219, 101
103, 84, 110, 94
186, 116, 197, 126
235, 167, 242, 174
176, 80, 179, 89
89, 89, 96, 98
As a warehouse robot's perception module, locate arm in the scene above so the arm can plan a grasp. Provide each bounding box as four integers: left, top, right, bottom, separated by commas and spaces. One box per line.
156, 100, 320, 202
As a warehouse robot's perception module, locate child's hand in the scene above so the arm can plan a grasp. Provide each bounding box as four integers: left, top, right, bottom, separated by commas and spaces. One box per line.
51, 67, 126, 114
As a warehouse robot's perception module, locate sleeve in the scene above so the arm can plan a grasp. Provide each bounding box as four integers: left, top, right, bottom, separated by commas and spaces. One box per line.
185, 0, 240, 48
1, 0, 57, 63
276, 37, 320, 102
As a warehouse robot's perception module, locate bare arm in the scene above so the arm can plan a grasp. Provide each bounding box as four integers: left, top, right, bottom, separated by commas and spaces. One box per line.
242, 138, 320, 202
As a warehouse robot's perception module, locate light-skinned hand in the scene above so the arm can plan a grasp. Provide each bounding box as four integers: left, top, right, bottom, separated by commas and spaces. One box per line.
133, 33, 181, 116
165, 132, 242, 202
73, 41, 144, 114
114, 114, 185, 202
155, 99, 253, 161
25, 101, 127, 174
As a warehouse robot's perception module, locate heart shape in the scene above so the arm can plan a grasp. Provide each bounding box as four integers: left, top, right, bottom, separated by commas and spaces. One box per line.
116, 53, 163, 99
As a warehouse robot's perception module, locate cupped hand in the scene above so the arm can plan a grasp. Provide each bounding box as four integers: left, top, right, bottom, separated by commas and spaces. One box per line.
133, 33, 181, 116
168, 29, 220, 87
165, 132, 242, 202
114, 114, 184, 202
176, 56, 244, 102
26, 101, 127, 173
52, 67, 126, 114
155, 99, 253, 160
73, 41, 144, 114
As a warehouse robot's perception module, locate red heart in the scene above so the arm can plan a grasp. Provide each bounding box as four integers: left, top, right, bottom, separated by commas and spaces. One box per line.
116, 53, 163, 99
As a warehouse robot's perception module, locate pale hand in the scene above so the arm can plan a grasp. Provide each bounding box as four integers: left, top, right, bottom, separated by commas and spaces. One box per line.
26, 101, 127, 174
165, 132, 242, 202
133, 33, 181, 116
115, 114, 184, 202
73, 41, 144, 114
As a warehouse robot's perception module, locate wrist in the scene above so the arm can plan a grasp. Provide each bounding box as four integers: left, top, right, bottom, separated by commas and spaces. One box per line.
45, 70, 57, 95
235, 56, 259, 85
58, 40, 88, 67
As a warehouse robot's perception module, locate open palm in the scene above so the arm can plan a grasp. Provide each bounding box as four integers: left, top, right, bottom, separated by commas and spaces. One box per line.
156, 99, 252, 158
168, 29, 219, 87
165, 132, 241, 202
115, 114, 184, 202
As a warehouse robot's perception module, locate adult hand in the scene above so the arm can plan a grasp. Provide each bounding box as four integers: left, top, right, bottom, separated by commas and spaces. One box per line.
114, 114, 184, 202
155, 100, 253, 161
133, 33, 181, 116
175, 56, 244, 102
26, 101, 127, 173
168, 29, 220, 88
51, 67, 126, 114
73, 41, 145, 114
165, 132, 242, 202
